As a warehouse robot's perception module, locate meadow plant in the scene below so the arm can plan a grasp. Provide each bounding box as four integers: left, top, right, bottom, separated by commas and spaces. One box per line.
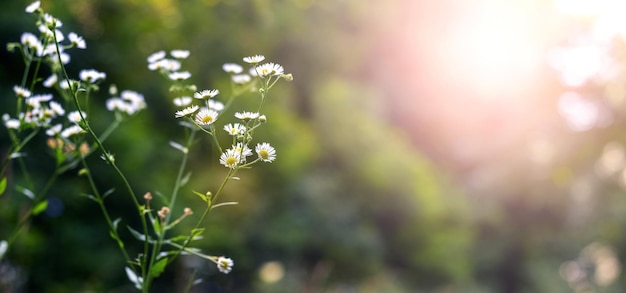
0, 1, 291, 291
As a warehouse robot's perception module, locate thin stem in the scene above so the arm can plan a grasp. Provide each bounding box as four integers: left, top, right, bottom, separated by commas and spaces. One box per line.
51, 27, 151, 290
78, 155, 132, 266
143, 128, 197, 290
166, 168, 235, 267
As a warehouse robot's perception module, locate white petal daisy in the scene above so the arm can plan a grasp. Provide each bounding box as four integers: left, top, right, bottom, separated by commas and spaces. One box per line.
217, 257, 234, 274
79, 69, 106, 83
4, 118, 20, 129
194, 89, 219, 99
61, 125, 85, 138
232, 74, 251, 84
195, 109, 219, 125
208, 99, 224, 111
49, 101, 65, 116
175, 105, 199, 118
170, 50, 190, 59
222, 63, 243, 74
147, 50, 166, 64
219, 150, 241, 169
25, 1, 40, 13
234, 111, 259, 121
223, 123, 246, 136
68, 111, 86, 123
243, 55, 265, 64
255, 142, 276, 162
173, 96, 192, 107
43, 74, 57, 88
69, 32, 86, 49
256, 62, 284, 77
231, 143, 253, 163
13, 86, 31, 98
168, 71, 191, 81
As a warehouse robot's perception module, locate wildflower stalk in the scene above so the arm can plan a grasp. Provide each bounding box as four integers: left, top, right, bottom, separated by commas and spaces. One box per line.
78, 157, 132, 264
167, 168, 236, 267
51, 23, 150, 283
143, 128, 197, 291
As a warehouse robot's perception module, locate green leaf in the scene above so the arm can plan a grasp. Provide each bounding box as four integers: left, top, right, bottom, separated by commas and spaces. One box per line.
153, 217, 162, 234
192, 190, 208, 203
180, 172, 192, 187
16, 185, 35, 200
191, 228, 205, 238
0, 177, 7, 196
150, 257, 168, 278
31, 200, 48, 216
127, 226, 150, 242
113, 218, 122, 231
167, 235, 189, 243
103, 188, 115, 199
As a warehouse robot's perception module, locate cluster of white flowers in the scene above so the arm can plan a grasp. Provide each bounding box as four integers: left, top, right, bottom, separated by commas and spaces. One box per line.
106, 90, 146, 115
4, 1, 146, 146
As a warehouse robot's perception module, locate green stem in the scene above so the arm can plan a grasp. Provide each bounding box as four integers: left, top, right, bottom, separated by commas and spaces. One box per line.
143, 128, 197, 291
166, 168, 235, 267
52, 27, 150, 291
78, 155, 132, 266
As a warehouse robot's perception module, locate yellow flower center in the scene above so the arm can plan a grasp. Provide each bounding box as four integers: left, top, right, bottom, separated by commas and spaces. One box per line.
201, 115, 214, 124
259, 150, 269, 160
225, 157, 238, 166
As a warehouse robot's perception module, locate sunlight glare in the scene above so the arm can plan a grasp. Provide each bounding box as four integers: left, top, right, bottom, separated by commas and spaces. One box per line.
436, 1, 543, 100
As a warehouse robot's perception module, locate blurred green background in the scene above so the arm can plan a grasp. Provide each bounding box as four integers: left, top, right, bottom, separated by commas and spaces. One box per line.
2, 0, 626, 292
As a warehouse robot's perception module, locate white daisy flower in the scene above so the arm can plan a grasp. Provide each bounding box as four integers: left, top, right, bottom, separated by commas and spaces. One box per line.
208, 99, 224, 111
148, 59, 181, 71
232, 74, 251, 84
59, 79, 78, 90
106, 98, 131, 114
256, 62, 284, 77
26, 94, 52, 109
120, 90, 146, 113
217, 257, 234, 274
68, 111, 86, 123
61, 125, 84, 138
68, 32, 86, 49
173, 96, 192, 107
21, 32, 40, 48
79, 69, 106, 83
219, 150, 241, 169
194, 89, 219, 99
170, 50, 190, 59
25, 1, 40, 13
175, 105, 199, 118
234, 111, 259, 121
43, 13, 63, 28
255, 142, 276, 162
231, 143, 253, 163
4, 118, 20, 129
45, 124, 62, 136
224, 123, 246, 136
13, 86, 31, 98
168, 71, 191, 81
147, 50, 166, 64
49, 101, 65, 116
43, 74, 57, 88
243, 55, 265, 64
222, 63, 243, 74
195, 108, 219, 125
